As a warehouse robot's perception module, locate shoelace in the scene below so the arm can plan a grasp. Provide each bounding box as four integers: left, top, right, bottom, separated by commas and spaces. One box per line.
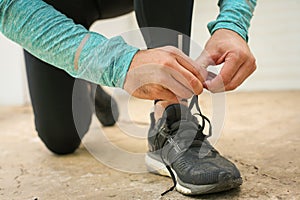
160, 95, 212, 196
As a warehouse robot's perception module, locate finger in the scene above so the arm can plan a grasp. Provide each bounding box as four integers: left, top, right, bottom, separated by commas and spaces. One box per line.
203, 71, 217, 90
164, 62, 203, 95
195, 50, 215, 69
224, 60, 256, 91
123, 62, 199, 97
159, 46, 208, 82
175, 55, 207, 82
205, 54, 244, 92
158, 73, 195, 99
204, 74, 225, 93
195, 50, 218, 85
168, 76, 194, 99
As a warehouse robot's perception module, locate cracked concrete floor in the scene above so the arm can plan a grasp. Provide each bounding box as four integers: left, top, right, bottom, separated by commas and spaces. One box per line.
0, 91, 299, 200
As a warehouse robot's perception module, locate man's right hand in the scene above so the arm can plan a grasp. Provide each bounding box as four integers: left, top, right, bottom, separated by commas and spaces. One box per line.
123, 46, 208, 102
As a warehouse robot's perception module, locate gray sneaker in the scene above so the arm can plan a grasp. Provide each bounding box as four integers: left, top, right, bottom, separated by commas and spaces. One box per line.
146, 96, 242, 195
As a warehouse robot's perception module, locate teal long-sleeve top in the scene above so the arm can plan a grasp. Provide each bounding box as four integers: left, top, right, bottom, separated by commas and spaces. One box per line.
0, 0, 256, 88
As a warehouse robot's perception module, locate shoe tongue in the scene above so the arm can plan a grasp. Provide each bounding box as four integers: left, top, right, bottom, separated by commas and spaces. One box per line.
163, 104, 191, 125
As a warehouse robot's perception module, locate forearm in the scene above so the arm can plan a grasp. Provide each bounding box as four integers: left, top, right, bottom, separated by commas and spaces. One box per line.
0, 0, 138, 87
207, 0, 257, 42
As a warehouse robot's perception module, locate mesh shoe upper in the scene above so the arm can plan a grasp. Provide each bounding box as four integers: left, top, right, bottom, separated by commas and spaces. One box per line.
148, 96, 241, 192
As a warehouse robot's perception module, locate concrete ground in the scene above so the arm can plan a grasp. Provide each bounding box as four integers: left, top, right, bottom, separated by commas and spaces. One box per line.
0, 91, 299, 200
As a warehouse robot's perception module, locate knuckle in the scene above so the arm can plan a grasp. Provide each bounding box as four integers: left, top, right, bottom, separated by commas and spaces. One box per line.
159, 46, 176, 55
252, 59, 257, 68
165, 46, 177, 53
251, 56, 256, 64
160, 57, 174, 67
248, 57, 257, 72
250, 63, 257, 73
248, 55, 256, 64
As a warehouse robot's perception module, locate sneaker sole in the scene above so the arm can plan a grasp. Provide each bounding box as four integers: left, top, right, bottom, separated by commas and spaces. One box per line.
145, 154, 243, 195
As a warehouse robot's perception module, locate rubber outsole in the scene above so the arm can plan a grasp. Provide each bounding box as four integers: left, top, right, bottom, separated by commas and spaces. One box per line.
145, 154, 243, 195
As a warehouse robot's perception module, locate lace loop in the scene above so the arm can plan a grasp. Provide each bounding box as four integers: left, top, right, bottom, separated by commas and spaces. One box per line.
190, 96, 212, 138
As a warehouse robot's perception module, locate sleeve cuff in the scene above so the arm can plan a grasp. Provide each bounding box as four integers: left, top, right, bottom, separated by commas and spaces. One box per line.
207, 21, 248, 42
207, 0, 257, 43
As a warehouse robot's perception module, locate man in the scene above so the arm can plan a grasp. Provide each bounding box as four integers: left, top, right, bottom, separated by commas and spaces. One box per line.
0, 0, 256, 195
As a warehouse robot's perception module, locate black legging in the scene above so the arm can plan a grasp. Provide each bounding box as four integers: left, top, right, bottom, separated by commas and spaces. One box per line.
25, 0, 194, 154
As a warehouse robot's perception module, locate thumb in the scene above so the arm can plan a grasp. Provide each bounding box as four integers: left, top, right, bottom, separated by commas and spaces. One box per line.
195, 50, 217, 89
195, 50, 215, 69
195, 50, 218, 87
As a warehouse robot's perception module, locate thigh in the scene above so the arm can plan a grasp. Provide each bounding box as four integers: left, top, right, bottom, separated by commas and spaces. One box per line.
134, 0, 194, 54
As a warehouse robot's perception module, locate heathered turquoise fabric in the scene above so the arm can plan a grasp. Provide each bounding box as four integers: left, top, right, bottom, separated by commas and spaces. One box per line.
208, 0, 257, 42
0, 0, 255, 88
0, 0, 139, 87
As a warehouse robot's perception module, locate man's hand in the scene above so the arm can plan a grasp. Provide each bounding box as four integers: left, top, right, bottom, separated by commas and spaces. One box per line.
124, 46, 208, 102
197, 29, 256, 92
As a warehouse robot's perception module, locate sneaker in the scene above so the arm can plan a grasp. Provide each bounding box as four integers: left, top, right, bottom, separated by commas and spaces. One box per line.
94, 85, 119, 126
146, 96, 242, 195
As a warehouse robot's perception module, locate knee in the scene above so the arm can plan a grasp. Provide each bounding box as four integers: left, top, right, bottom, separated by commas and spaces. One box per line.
37, 127, 82, 155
